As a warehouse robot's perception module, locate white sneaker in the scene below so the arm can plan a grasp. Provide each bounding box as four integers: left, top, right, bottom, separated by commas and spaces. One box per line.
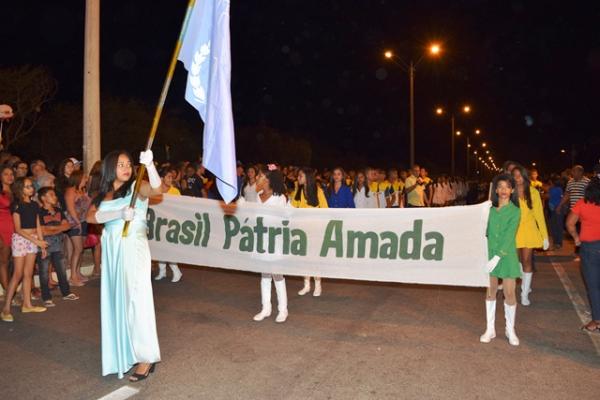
275, 310, 288, 323
253, 308, 272, 321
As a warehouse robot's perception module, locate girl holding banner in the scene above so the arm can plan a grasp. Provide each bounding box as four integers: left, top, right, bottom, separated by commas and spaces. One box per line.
512, 165, 549, 306
249, 165, 289, 323
292, 167, 328, 296
481, 174, 521, 346
87, 150, 164, 381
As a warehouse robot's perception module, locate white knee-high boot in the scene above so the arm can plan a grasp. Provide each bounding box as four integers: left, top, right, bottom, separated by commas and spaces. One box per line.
298, 276, 311, 296
274, 278, 288, 323
504, 303, 520, 346
313, 277, 322, 297
480, 300, 496, 343
254, 277, 272, 321
169, 263, 182, 282
155, 262, 167, 280
521, 272, 533, 306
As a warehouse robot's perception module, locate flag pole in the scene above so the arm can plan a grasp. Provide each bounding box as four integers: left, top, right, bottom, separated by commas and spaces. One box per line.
123, 0, 196, 237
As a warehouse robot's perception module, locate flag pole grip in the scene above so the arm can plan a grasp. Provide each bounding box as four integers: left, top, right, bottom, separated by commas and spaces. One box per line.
122, 0, 196, 237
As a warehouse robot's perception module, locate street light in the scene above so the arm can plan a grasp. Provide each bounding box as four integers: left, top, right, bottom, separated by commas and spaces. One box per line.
385, 43, 442, 167
435, 104, 470, 175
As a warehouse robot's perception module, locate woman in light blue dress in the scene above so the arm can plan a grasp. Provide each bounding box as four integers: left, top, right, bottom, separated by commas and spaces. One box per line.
87, 149, 164, 381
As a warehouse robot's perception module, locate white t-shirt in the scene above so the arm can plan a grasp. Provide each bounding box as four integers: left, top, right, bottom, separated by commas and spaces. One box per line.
353, 187, 377, 208
243, 182, 258, 203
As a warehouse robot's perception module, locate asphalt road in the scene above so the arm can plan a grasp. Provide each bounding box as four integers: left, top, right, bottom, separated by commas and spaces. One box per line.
1, 243, 599, 400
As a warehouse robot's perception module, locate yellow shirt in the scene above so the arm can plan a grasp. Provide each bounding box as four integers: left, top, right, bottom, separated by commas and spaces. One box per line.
405, 175, 425, 206
388, 180, 404, 192
167, 186, 181, 195
369, 181, 390, 193
516, 188, 548, 248
531, 180, 543, 190
290, 186, 328, 208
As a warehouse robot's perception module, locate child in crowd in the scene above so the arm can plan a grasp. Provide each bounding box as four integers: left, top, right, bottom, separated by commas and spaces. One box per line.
155, 167, 183, 282
1, 177, 49, 322
37, 187, 80, 306
480, 174, 522, 346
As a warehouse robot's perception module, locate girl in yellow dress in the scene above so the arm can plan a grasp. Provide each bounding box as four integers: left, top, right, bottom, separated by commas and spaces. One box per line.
291, 168, 328, 296
512, 165, 549, 306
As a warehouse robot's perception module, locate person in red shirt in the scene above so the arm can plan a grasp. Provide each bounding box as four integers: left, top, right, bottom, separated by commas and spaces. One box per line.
567, 175, 600, 333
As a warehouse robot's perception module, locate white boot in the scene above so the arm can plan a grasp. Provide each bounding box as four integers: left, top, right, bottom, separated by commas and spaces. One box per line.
254, 277, 272, 321
170, 263, 182, 283
274, 278, 288, 323
298, 277, 311, 296
504, 303, 520, 346
155, 263, 167, 280
313, 277, 322, 297
480, 300, 496, 343
521, 272, 532, 306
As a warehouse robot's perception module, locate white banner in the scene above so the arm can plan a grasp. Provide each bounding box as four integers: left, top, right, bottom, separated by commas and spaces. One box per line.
147, 196, 491, 287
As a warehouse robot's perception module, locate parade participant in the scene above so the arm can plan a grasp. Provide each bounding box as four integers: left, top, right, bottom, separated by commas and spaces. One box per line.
64, 170, 91, 286
404, 165, 426, 207
512, 165, 549, 306
431, 175, 446, 207
155, 167, 183, 283
326, 167, 355, 208
86, 149, 164, 380
248, 165, 289, 323
352, 170, 376, 208
1, 177, 49, 322
37, 187, 79, 306
566, 176, 600, 333
480, 174, 521, 346
367, 168, 387, 208
385, 168, 404, 208
420, 168, 433, 207
548, 175, 565, 249
0, 166, 15, 294
530, 168, 543, 191
292, 167, 328, 296
242, 165, 258, 203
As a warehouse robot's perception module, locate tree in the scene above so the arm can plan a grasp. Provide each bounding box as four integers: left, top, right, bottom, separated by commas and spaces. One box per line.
0, 65, 57, 149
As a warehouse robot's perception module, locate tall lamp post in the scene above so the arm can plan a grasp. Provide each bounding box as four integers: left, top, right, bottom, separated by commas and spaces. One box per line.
384, 43, 441, 167
435, 105, 471, 176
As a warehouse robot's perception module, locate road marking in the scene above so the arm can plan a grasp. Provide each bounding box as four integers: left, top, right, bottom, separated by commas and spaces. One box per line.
550, 258, 600, 356
97, 386, 140, 400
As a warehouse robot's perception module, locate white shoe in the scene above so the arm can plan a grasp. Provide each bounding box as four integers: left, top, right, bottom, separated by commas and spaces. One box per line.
274, 278, 288, 323
521, 272, 532, 306
504, 303, 520, 346
298, 277, 311, 296
170, 264, 182, 283
313, 278, 322, 297
155, 263, 167, 281
253, 308, 272, 321
480, 300, 496, 343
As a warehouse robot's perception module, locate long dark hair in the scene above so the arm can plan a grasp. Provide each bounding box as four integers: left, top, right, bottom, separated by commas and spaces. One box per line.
92, 150, 135, 208
265, 169, 286, 197
490, 173, 519, 208
327, 167, 346, 197
67, 169, 85, 190
584, 177, 600, 206
87, 160, 103, 196
242, 165, 258, 191
295, 167, 318, 207
352, 169, 370, 197
512, 164, 532, 209
12, 177, 32, 204
55, 158, 73, 193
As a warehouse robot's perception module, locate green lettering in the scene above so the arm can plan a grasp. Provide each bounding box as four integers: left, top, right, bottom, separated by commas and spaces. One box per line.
423, 232, 444, 261
239, 226, 254, 252
180, 220, 195, 245
347, 230, 379, 258
146, 208, 155, 240
319, 220, 343, 257
291, 229, 307, 255
400, 220, 422, 260
254, 217, 267, 254
202, 213, 210, 247
155, 217, 168, 242
165, 220, 181, 244
268, 226, 282, 253
223, 216, 239, 249
379, 231, 398, 259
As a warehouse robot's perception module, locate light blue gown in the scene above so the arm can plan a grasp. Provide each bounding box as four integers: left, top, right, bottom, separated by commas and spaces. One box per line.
100, 190, 161, 378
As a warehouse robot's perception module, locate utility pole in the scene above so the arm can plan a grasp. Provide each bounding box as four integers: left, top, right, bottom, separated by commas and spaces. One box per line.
409, 61, 415, 167
83, 0, 101, 172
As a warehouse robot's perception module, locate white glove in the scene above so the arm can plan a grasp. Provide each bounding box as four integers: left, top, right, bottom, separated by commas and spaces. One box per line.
542, 238, 550, 251
140, 150, 161, 189
95, 206, 134, 224
485, 255, 501, 273
139, 150, 154, 167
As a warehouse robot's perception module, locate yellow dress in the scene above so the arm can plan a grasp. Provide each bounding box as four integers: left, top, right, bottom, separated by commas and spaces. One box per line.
516, 188, 548, 248
290, 186, 328, 208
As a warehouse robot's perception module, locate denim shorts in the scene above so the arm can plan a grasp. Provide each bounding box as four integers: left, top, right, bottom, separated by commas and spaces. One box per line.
12, 233, 39, 257
68, 221, 88, 237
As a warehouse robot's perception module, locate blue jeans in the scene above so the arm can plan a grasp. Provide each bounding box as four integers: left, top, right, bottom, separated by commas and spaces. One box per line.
37, 251, 71, 301
549, 208, 566, 246
581, 241, 600, 321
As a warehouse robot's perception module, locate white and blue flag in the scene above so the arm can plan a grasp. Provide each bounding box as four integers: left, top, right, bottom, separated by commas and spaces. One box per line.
178, 0, 238, 203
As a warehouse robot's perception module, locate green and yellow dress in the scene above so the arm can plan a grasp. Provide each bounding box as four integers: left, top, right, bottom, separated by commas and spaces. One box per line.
487, 202, 521, 278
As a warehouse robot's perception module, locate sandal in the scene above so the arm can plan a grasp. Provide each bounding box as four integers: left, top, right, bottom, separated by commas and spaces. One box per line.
129, 363, 156, 382
44, 300, 56, 307
63, 294, 79, 301
580, 322, 600, 333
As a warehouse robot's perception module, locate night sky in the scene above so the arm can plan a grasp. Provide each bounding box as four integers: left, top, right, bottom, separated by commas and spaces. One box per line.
4, 0, 600, 173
